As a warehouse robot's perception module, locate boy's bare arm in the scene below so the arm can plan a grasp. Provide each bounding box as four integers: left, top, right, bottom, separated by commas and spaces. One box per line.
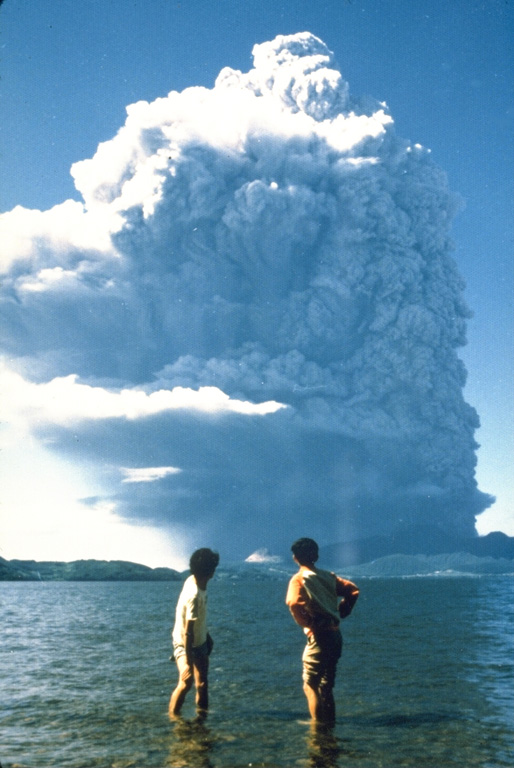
180, 619, 195, 680
336, 577, 359, 618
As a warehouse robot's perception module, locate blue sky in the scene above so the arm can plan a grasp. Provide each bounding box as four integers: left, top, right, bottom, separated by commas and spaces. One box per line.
0, 0, 512, 567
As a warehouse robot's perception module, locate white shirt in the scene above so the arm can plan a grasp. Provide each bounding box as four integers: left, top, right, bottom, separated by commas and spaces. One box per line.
172, 574, 208, 648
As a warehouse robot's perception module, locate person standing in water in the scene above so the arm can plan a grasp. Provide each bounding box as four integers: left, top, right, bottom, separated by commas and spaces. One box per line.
286, 537, 359, 724
169, 548, 219, 717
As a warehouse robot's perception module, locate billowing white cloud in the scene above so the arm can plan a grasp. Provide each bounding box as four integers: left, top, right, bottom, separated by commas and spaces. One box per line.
0, 365, 286, 427
0, 199, 120, 272
0, 32, 493, 564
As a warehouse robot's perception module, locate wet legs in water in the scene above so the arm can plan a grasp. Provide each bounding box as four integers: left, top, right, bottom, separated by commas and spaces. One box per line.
169, 653, 209, 716
303, 680, 336, 725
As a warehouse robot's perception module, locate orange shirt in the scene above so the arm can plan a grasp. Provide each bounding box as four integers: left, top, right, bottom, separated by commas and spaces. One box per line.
286, 565, 359, 634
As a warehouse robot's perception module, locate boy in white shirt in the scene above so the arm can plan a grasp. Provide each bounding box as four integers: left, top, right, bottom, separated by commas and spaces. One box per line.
169, 548, 219, 717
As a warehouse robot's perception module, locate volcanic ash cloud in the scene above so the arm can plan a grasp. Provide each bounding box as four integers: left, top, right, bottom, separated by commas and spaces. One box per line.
0, 32, 493, 559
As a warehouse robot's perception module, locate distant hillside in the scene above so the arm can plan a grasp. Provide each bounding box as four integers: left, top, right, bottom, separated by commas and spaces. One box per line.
2, 542, 513, 582
220, 553, 513, 579
337, 552, 514, 579
320, 528, 514, 567
0, 557, 181, 581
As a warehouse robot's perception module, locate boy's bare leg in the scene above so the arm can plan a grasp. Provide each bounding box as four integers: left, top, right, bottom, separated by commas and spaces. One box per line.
303, 682, 323, 721
169, 655, 193, 716
319, 686, 336, 725
193, 655, 209, 712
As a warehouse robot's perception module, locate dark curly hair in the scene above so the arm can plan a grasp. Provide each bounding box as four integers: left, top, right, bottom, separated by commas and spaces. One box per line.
291, 538, 319, 565
189, 548, 220, 578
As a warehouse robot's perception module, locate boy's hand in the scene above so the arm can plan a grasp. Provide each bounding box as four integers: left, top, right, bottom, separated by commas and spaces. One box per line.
338, 598, 353, 618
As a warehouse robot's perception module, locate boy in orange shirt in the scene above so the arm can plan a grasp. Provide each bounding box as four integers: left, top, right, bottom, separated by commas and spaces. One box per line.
286, 537, 359, 724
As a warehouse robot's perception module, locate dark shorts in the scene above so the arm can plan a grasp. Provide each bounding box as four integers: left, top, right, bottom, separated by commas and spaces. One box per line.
173, 634, 213, 662
302, 629, 343, 690
191, 640, 210, 660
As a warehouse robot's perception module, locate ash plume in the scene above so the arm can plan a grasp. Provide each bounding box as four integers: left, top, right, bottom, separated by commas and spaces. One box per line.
0, 32, 493, 560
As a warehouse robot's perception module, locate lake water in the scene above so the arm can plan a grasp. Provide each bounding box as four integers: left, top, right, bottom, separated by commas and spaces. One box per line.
1, 573, 513, 767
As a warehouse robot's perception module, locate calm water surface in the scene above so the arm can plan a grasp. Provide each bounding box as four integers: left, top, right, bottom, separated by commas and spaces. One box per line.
1, 574, 513, 767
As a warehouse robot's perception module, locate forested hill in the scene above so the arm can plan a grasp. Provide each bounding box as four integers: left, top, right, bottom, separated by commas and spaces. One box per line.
0, 557, 181, 581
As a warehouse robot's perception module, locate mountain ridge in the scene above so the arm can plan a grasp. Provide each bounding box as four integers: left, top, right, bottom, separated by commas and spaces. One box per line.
319, 528, 514, 566
1, 538, 513, 582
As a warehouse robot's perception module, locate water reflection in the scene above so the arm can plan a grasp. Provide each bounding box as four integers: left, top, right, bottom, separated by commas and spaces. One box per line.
305, 722, 343, 768
167, 713, 216, 768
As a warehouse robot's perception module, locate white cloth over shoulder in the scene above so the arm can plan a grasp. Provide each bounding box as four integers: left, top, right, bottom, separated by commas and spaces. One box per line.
302, 567, 340, 623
